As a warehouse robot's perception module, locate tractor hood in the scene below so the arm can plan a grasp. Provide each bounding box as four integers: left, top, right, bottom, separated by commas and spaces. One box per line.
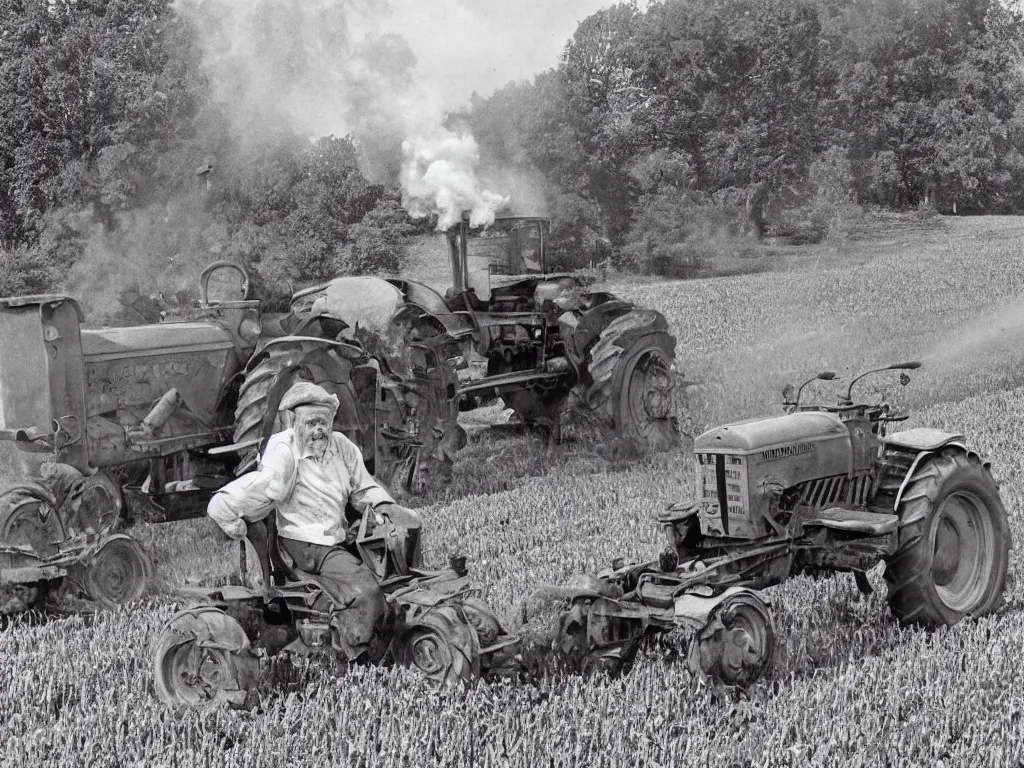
693, 410, 856, 538
695, 411, 848, 455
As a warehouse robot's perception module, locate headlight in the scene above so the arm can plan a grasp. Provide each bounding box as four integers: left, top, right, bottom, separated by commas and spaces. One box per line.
238, 317, 262, 342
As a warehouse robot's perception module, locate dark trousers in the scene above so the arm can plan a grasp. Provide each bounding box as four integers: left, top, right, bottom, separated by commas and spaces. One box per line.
279, 537, 386, 658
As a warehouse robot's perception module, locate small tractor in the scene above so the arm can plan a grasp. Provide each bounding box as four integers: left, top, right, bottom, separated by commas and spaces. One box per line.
152, 504, 517, 707
292, 214, 679, 450
0, 262, 461, 616
544, 362, 1011, 686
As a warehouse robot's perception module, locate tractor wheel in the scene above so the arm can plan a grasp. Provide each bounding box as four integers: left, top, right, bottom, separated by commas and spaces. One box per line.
884, 451, 1010, 626
355, 312, 464, 494
233, 334, 460, 495
687, 591, 774, 688
394, 606, 480, 684
0, 485, 64, 558
80, 536, 152, 609
64, 472, 124, 535
233, 339, 360, 475
553, 599, 631, 677
583, 310, 677, 452
153, 609, 259, 708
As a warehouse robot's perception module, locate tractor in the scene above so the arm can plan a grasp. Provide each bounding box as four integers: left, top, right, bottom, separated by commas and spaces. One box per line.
0, 261, 461, 615
152, 503, 517, 707
291, 214, 679, 450
543, 362, 1010, 687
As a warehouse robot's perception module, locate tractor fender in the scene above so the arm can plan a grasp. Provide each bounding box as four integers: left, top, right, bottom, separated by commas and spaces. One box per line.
161, 605, 252, 653
657, 500, 702, 524
0, 482, 58, 508
674, 586, 769, 629
80, 532, 137, 561
251, 335, 364, 368
558, 300, 636, 370
891, 443, 989, 517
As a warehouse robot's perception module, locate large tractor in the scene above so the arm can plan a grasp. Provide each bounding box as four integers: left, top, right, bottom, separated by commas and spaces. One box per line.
292, 214, 679, 450
543, 363, 1010, 687
0, 262, 461, 615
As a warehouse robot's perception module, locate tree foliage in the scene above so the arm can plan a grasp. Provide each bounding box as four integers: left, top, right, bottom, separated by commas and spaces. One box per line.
0, 0, 404, 315
467, 0, 1024, 272
3, 0, 1024, 293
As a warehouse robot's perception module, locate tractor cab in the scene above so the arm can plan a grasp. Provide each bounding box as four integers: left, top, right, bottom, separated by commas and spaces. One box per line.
446, 215, 549, 304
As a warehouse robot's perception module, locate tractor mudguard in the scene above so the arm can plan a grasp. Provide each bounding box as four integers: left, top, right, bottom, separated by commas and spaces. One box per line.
162, 606, 253, 653
657, 500, 702, 524
255, 334, 364, 363
674, 586, 769, 630
891, 443, 989, 516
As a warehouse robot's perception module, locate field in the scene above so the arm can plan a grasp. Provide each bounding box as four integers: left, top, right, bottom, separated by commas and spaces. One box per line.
4, 214, 1024, 767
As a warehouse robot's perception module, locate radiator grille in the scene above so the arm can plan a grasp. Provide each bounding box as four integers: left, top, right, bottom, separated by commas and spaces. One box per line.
798, 474, 870, 508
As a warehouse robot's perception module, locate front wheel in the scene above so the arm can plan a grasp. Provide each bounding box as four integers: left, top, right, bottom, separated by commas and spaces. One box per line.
81, 536, 152, 609
152, 608, 259, 708
884, 451, 1010, 626
687, 591, 774, 688
393, 606, 480, 684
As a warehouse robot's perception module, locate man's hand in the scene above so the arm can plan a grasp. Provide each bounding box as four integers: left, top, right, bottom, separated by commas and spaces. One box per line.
373, 502, 423, 531
371, 502, 393, 526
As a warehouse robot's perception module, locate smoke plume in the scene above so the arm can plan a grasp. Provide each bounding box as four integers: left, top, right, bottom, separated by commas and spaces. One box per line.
176, 0, 507, 225
402, 130, 509, 230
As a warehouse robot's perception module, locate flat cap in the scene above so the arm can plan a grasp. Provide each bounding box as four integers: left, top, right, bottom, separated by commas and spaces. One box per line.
278, 381, 340, 413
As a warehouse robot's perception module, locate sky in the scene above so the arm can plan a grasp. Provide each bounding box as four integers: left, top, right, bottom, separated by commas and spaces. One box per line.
382, 0, 617, 108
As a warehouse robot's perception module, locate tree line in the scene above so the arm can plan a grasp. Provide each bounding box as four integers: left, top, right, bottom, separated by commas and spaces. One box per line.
0, 0, 417, 313
2, 0, 1023, 302
463, 0, 1024, 274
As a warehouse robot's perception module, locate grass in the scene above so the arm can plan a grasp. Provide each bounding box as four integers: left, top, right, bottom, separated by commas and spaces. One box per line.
5, 214, 1024, 766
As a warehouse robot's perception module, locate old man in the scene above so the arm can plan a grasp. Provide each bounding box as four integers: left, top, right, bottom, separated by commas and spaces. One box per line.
207, 381, 422, 659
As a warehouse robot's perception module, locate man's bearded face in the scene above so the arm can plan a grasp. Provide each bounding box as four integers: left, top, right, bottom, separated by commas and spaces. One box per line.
294, 405, 333, 458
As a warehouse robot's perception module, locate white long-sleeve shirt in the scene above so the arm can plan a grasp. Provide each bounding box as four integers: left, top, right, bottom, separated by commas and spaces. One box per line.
208, 429, 394, 545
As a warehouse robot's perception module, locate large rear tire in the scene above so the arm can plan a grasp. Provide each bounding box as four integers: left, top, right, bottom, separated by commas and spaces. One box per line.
233, 339, 361, 475
355, 311, 464, 494
884, 451, 1010, 626
233, 335, 460, 496
583, 310, 677, 452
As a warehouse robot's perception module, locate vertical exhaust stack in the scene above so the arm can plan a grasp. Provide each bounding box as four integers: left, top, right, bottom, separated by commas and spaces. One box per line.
444, 210, 472, 294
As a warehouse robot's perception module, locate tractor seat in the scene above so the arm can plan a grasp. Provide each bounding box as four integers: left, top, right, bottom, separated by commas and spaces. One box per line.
244, 516, 300, 589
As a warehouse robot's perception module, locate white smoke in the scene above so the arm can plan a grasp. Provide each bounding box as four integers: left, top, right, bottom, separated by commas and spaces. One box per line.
174, 0, 508, 225
401, 130, 509, 230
